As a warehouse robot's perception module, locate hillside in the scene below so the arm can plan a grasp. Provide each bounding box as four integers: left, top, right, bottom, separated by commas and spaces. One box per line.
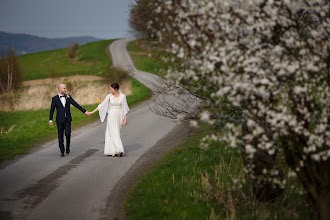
0, 31, 101, 56
18, 39, 114, 81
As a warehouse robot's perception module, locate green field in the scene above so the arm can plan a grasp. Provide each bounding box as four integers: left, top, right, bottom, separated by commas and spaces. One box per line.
19, 40, 116, 81
0, 39, 151, 162
126, 40, 168, 77
125, 125, 310, 219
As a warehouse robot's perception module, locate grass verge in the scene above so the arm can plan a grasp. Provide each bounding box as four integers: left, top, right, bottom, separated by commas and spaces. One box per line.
0, 76, 151, 162
125, 124, 310, 219
126, 40, 168, 77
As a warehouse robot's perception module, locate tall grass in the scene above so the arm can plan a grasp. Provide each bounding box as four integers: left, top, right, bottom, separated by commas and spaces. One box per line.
0, 75, 132, 112
125, 125, 310, 219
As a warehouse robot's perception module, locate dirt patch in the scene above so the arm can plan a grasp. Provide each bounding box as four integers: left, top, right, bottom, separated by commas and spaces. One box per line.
98, 122, 193, 220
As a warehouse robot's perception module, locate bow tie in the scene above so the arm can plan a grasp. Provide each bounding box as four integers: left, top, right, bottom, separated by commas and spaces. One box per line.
60, 95, 65, 98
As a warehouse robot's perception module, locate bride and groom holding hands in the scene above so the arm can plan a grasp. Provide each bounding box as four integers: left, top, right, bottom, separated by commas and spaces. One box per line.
49, 83, 129, 157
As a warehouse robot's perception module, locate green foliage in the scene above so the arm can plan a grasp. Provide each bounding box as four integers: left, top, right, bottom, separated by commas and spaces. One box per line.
125, 125, 310, 219
18, 40, 115, 81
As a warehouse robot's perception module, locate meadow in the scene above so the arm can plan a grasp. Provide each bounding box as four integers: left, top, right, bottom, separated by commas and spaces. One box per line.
0, 40, 151, 162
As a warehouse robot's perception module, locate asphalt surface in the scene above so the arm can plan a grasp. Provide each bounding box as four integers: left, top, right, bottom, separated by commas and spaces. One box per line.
0, 39, 182, 220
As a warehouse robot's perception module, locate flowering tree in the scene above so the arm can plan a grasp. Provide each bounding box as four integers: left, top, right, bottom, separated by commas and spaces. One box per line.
149, 0, 330, 219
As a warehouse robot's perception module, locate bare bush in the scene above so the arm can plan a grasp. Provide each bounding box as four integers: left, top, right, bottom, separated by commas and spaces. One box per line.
104, 66, 129, 84
0, 49, 22, 93
67, 43, 79, 60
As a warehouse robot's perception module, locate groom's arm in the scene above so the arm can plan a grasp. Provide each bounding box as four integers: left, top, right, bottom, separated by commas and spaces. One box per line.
49, 97, 56, 126
69, 96, 87, 114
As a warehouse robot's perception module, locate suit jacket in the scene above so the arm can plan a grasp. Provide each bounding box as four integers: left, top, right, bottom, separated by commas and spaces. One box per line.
49, 94, 86, 123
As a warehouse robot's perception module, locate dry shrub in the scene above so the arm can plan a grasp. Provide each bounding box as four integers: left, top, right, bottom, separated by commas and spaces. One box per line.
0, 125, 16, 136
104, 66, 129, 84
67, 43, 79, 60
50, 69, 59, 78
201, 172, 236, 220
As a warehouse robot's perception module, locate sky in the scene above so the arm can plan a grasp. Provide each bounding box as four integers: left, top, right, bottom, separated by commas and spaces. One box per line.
0, 0, 135, 39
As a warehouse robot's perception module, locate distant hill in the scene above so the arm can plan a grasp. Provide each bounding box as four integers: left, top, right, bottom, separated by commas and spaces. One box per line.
0, 31, 101, 56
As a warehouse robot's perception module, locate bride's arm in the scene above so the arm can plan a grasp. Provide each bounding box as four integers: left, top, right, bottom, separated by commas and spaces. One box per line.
90, 107, 98, 115
90, 94, 110, 115
123, 114, 127, 126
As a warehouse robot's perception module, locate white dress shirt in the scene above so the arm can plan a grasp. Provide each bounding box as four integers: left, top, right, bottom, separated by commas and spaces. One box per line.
49, 94, 66, 123
58, 93, 66, 107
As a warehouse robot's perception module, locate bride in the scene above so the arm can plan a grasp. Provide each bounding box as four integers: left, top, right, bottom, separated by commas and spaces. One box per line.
89, 83, 129, 156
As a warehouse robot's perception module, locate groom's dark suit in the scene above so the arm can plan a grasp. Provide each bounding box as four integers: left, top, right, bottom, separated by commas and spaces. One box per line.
49, 94, 86, 155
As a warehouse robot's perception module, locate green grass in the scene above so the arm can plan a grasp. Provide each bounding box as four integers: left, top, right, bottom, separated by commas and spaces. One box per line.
19, 39, 116, 81
126, 77, 152, 107
0, 103, 98, 162
126, 40, 168, 77
0, 76, 151, 162
125, 125, 310, 219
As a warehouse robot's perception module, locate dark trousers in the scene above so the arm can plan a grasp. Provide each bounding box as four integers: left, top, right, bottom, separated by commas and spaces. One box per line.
56, 118, 71, 153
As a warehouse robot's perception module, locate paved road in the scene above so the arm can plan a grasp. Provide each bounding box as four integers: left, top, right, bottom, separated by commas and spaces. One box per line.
0, 39, 179, 220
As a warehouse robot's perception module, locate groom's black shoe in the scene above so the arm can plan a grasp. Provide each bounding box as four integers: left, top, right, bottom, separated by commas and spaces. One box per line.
61, 153, 65, 157
66, 147, 70, 154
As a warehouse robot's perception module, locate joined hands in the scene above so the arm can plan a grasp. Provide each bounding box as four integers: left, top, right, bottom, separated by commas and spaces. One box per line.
85, 111, 92, 116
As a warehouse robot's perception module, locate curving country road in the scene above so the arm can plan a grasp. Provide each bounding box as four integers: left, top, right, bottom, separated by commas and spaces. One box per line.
0, 39, 188, 220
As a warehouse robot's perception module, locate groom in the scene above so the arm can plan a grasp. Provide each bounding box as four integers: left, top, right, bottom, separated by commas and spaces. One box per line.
49, 84, 90, 157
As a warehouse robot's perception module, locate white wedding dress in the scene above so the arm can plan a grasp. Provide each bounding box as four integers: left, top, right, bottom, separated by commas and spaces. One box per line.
98, 92, 129, 156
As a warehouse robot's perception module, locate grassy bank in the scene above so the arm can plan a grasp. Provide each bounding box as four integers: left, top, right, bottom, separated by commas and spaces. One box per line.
125, 124, 310, 219
19, 39, 116, 81
126, 40, 167, 77
0, 103, 98, 162
0, 76, 151, 162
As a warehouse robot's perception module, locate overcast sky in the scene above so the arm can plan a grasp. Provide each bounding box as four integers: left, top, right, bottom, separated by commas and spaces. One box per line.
0, 0, 135, 39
